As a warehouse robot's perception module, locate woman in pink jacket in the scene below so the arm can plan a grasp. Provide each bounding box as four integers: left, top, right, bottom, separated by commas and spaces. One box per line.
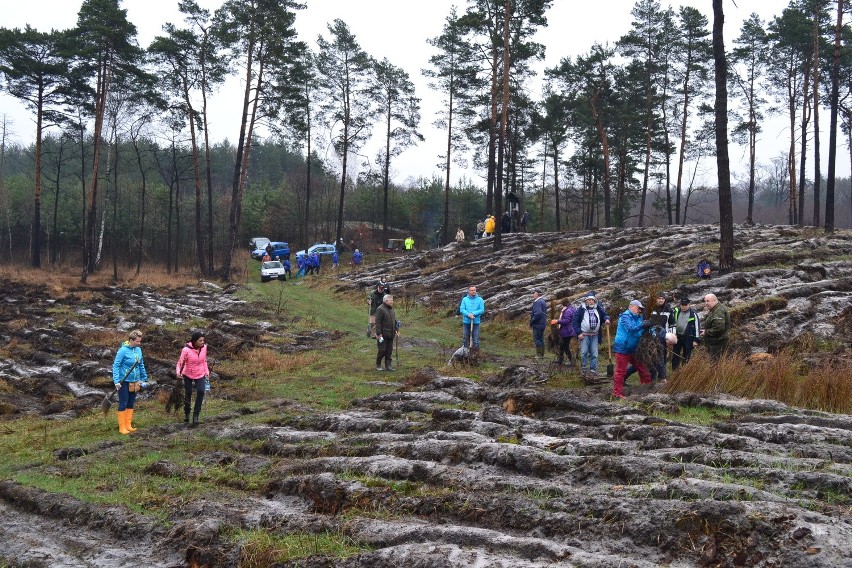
176, 331, 209, 427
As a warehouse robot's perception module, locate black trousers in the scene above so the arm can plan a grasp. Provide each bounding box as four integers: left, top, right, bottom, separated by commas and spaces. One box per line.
376, 335, 394, 367
672, 335, 696, 370
183, 376, 205, 418
558, 336, 574, 363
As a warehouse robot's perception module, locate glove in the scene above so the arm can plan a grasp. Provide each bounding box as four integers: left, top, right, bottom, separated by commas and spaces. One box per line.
115, 382, 122, 390
378, 336, 384, 343
642, 320, 652, 328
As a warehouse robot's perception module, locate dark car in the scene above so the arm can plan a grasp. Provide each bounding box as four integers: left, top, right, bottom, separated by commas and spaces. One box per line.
252, 241, 289, 260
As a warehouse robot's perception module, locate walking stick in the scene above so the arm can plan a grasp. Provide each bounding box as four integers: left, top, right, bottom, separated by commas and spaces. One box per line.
366, 298, 372, 337
606, 325, 615, 377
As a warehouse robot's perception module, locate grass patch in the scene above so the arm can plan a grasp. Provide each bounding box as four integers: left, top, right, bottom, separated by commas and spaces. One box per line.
649, 405, 734, 426
729, 296, 788, 325
233, 529, 369, 566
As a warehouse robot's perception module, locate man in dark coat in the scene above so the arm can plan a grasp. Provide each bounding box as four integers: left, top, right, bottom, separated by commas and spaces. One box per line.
374, 294, 398, 371
368, 283, 386, 338
530, 289, 548, 359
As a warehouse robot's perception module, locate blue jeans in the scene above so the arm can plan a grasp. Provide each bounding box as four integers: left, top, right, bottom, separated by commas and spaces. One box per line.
532, 327, 545, 349
578, 334, 599, 372
462, 323, 480, 349
117, 382, 138, 411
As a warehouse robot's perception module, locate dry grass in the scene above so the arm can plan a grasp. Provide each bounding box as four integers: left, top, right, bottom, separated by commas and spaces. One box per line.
798, 363, 852, 413
238, 348, 320, 375
0, 263, 208, 298
76, 328, 123, 349
665, 350, 852, 414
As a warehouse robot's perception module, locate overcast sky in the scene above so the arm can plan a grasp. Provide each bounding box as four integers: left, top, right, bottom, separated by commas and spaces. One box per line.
2, 0, 825, 188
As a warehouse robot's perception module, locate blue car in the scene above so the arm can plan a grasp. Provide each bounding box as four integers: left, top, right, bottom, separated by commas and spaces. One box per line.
295, 243, 336, 259
252, 241, 289, 260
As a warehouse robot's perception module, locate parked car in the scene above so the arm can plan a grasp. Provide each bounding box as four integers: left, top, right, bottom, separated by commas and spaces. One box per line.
252, 241, 289, 260
295, 243, 336, 258
378, 238, 406, 253
259, 260, 287, 282
249, 237, 270, 252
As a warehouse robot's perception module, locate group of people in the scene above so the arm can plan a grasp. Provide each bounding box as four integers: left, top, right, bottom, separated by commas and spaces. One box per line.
112, 329, 211, 434
472, 210, 530, 240
114, 277, 731, 434
296, 251, 324, 276
535, 290, 730, 398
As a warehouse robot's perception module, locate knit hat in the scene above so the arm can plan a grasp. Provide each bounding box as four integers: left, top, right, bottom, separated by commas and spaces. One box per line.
584, 291, 596, 300
680, 297, 690, 305
629, 299, 644, 309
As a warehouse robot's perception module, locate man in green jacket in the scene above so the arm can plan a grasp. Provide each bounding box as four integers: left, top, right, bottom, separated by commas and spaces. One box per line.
700, 293, 730, 359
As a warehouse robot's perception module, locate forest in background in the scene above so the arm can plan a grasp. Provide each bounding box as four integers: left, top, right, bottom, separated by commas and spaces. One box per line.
1, 0, 852, 280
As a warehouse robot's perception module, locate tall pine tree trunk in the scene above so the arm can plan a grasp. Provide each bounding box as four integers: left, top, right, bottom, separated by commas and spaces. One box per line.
811, 6, 822, 227
825, 0, 843, 233
713, 0, 734, 272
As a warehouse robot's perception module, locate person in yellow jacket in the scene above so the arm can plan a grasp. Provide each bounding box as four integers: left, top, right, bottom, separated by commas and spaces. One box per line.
484, 215, 496, 236
404, 236, 414, 251
112, 329, 148, 434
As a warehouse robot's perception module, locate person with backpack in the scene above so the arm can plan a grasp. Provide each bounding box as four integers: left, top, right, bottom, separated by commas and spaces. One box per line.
551, 300, 577, 366
572, 291, 611, 378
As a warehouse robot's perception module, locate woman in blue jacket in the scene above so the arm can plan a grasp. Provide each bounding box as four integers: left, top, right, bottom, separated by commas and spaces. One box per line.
112, 329, 148, 434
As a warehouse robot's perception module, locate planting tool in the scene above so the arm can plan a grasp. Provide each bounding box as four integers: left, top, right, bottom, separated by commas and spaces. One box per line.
606, 325, 614, 378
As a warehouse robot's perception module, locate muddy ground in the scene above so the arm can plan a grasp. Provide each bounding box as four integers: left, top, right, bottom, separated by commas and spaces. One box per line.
1, 225, 852, 567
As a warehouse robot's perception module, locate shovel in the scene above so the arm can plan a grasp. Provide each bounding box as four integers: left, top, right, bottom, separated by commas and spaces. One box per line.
449, 320, 473, 365
606, 325, 615, 378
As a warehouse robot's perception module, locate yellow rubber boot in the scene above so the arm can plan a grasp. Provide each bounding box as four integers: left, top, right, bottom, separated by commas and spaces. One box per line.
126, 408, 137, 432
117, 410, 130, 435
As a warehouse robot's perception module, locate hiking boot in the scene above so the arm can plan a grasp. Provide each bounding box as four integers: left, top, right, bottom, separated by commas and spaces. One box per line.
184, 414, 189, 424
190, 416, 200, 428
385, 366, 396, 372
376, 366, 384, 371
